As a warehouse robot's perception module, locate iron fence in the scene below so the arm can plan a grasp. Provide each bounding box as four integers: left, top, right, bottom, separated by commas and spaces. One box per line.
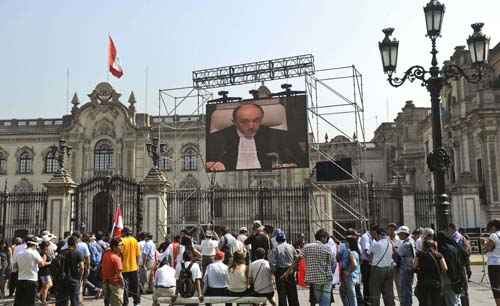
0, 191, 47, 240
414, 190, 437, 228
167, 186, 310, 244
73, 175, 143, 234
332, 184, 368, 230
368, 185, 403, 227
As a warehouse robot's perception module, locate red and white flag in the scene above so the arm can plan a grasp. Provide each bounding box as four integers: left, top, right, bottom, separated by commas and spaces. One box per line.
108, 36, 123, 78
111, 206, 123, 238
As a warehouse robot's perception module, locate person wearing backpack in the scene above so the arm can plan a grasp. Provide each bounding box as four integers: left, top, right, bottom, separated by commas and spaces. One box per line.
245, 221, 271, 262
55, 236, 84, 306
436, 231, 467, 306
87, 234, 104, 297
175, 250, 203, 305
414, 239, 447, 306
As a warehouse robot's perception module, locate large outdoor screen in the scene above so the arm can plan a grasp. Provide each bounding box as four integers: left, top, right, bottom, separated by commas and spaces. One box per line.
205, 95, 309, 172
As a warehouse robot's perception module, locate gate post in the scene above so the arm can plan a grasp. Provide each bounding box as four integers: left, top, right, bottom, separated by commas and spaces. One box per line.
402, 185, 416, 230
311, 188, 333, 240
44, 174, 77, 239
142, 168, 170, 241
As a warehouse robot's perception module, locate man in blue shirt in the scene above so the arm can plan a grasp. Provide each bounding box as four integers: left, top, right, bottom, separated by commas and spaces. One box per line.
141, 233, 156, 293
270, 230, 299, 306
396, 226, 415, 306
88, 234, 104, 296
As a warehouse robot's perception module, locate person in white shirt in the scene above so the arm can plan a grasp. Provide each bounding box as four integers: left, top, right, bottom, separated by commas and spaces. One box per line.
160, 235, 185, 269
200, 231, 219, 274
218, 227, 238, 266
203, 251, 230, 306
237, 227, 248, 244
152, 258, 177, 306
415, 227, 434, 252
486, 219, 500, 305
359, 225, 375, 305
175, 252, 204, 303
249, 248, 276, 306
13, 235, 48, 306
141, 233, 156, 293
369, 228, 395, 306
8, 237, 25, 297
387, 223, 401, 299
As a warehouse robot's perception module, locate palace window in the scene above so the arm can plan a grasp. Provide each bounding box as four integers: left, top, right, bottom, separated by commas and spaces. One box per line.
159, 155, 172, 171
94, 139, 113, 176
45, 151, 58, 174
0, 152, 6, 175
18, 151, 33, 174
183, 148, 197, 171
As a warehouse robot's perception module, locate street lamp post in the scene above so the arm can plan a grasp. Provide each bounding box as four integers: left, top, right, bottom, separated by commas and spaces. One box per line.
146, 137, 167, 171
49, 138, 73, 177
378, 0, 490, 230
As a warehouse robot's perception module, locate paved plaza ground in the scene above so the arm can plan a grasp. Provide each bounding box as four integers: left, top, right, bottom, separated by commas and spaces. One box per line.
55, 266, 498, 306
0, 265, 494, 305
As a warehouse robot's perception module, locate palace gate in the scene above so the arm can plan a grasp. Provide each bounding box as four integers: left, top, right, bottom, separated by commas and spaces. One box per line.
73, 175, 143, 234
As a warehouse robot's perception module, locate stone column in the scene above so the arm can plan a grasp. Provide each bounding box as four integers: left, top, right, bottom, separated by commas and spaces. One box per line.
310, 188, 333, 240
451, 172, 484, 228
402, 185, 416, 230
44, 174, 77, 239
142, 168, 170, 241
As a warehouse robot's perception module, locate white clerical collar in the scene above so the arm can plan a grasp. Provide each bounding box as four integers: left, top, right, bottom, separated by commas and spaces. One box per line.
236, 129, 254, 139
236, 129, 260, 170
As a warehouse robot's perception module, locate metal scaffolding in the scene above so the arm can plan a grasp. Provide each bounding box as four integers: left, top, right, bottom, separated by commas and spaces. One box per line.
193, 54, 315, 89
157, 55, 368, 237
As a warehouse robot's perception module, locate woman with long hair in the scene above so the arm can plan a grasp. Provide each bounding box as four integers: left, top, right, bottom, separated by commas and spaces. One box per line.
339, 235, 360, 306
227, 250, 249, 305
414, 239, 447, 306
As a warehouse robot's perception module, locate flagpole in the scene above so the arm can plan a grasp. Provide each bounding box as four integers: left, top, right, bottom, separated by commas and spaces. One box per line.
66, 68, 70, 113
106, 33, 110, 81
145, 66, 149, 114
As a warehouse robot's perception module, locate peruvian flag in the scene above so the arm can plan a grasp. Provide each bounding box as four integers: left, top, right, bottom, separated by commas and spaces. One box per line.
111, 206, 123, 238
108, 35, 123, 78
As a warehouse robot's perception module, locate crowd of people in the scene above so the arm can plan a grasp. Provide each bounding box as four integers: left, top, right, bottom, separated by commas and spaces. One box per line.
1, 218, 500, 306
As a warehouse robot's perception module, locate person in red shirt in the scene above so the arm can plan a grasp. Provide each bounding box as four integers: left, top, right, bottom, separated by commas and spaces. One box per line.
101, 238, 125, 306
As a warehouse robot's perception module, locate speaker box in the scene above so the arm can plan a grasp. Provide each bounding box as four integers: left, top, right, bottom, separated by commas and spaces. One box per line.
316, 158, 352, 181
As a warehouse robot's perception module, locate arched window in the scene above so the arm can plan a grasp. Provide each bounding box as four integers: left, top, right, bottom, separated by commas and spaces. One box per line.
0, 151, 7, 175
45, 151, 58, 174
94, 139, 113, 176
183, 148, 197, 171
18, 151, 33, 174
159, 154, 172, 171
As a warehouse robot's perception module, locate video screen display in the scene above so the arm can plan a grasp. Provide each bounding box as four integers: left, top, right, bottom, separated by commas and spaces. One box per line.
205, 95, 309, 172
316, 158, 353, 181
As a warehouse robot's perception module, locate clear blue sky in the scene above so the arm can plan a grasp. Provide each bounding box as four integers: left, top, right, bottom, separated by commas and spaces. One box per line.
1, 0, 498, 140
